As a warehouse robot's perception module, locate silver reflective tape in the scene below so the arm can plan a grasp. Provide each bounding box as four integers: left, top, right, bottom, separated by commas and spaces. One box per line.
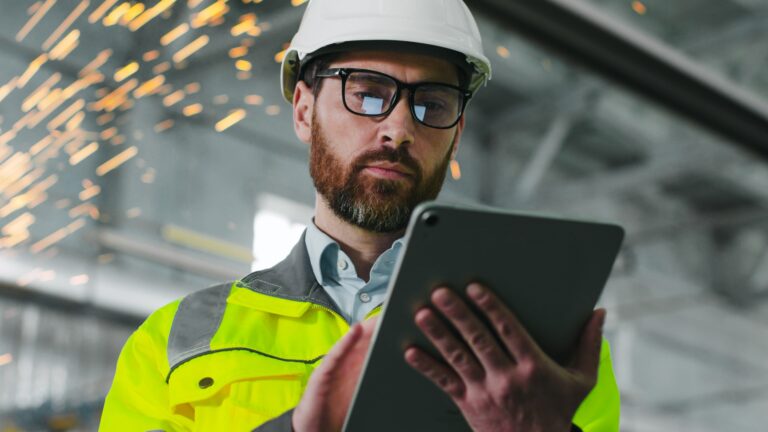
167, 282, 232, 368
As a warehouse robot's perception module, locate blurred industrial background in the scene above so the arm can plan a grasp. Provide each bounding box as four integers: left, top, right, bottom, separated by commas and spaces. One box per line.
0, 0, 767, 431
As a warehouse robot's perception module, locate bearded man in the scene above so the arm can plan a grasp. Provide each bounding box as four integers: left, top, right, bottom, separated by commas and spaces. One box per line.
100, 0, 620, 431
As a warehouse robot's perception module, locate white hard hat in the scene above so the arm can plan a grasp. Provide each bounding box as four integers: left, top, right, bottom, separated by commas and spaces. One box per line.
280, 0, 492, 103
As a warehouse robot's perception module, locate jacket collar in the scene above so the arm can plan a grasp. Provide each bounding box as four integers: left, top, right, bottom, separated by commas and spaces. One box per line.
237, 231, 343, 317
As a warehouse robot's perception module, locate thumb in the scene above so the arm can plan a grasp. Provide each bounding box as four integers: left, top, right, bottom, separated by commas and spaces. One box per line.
323, 323, 363, 371
570, 308, 606, 378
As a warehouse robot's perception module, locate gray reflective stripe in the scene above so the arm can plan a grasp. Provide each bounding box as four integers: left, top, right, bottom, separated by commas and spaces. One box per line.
165, 231, 345, 378
240, 231, 343, 318
167, 282, 232, 369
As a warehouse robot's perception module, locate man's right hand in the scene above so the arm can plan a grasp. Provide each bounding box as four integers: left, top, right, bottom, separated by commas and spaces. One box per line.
292, 317, 379, 432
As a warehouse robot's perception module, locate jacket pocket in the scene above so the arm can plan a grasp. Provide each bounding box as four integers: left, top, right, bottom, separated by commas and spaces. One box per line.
167, 349, 311, 432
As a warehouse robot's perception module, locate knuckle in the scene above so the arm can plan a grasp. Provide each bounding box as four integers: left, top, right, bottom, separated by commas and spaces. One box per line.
517, 359, 540, 381
496, 321, 513, 338
469, 331, 486, 346
443, 378, 464, 397
433, 372, 461, 395
469, 331, 493, 352
448, 348, 468, 366
496, 375, 518, 397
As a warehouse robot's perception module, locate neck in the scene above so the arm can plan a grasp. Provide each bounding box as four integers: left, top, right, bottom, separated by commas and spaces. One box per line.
313, 193, 404, 281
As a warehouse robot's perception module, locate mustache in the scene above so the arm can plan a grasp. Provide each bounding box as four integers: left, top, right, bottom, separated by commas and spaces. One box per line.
353, 146, 421, 178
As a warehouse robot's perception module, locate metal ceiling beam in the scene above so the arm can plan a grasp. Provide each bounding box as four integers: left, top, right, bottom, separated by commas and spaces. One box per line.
466, 0, 768, 161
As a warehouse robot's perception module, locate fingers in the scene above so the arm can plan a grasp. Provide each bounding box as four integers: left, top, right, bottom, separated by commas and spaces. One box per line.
430, 288, 512, 371
414, 308, 485, 382
570, 308, 605, 379
404, 346, 466, 399
466, 283, 539, 362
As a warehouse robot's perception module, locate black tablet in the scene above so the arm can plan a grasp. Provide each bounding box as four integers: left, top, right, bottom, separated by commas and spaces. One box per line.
343, 202, 624, 432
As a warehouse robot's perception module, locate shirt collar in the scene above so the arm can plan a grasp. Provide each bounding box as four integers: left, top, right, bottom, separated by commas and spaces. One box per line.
304, 220, 404, 285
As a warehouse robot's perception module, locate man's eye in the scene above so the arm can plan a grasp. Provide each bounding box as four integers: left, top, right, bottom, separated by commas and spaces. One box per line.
359, 95, 386, 114
354, 91, 383, 100
420, 100, 447, 111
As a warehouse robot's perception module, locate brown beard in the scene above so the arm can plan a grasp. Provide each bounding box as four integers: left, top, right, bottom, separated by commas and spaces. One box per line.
309, 111, 453, 233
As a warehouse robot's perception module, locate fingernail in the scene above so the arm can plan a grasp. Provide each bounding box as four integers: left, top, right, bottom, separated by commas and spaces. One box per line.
467, 283, 484, 298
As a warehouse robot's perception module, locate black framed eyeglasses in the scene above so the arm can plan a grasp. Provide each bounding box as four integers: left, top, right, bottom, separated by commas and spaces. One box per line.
314, 68, 471, 129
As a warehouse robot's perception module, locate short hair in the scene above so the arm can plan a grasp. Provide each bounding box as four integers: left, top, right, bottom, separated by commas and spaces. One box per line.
300, 54, 337, 96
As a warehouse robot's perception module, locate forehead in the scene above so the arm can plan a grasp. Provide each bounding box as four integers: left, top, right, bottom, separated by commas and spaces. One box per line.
329, 50, 460, 85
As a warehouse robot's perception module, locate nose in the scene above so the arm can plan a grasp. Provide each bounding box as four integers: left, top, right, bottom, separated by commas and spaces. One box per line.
379, 92, 416, 150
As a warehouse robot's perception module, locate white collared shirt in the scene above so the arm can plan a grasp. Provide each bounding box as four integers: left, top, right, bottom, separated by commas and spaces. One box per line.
304, 221, 404, 323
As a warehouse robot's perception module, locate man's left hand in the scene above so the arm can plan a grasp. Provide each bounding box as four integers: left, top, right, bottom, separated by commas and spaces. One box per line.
404, 283, 605, 432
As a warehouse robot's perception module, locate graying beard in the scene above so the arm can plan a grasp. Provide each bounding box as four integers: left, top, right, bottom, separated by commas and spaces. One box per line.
335, 195, 411, 233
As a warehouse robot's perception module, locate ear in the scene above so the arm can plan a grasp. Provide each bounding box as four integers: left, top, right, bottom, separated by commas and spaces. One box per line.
293, 80, 314, 145
450, 114, 466, 160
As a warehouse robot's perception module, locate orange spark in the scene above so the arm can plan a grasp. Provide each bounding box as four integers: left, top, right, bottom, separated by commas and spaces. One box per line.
244, 94, 263, 105
96, 146, 138, 176
0, 78, 19, 104
450, 160, 462, 180
154, 119, 174, 132
114, 61, 139, 82
229, 46, 248, 58
69, 202, 100, 220
192, 1, 229, 28
42, 0, 89, 50
129, 0, 176, 31
69, 142, 99, 165
266, 105, 280, 116
134, 75, 166, 98
22, 73, 61, 112
153, 62, 171, 74
632, 1, 647, 15
161, 23, 189, 45
65, 111, 85, 131
17, 54, 48, 88
79, 182, 101, 201
183, 103, 203, 116
215, 109, 246, 132
173, 35, 209, 63
143, 50, 160, 62
231, 13, 257, 37
184, 82, 200, 94
235, 60, 252, 71
3, 169, 44, 199
103, 2, 130, 26
16, 0, 56, 42
100, 127, 117, 140
121, 2, 145, 25
162, 90, 185, 107
96, 113, 114, 125
30, 219, 86, 254
89, 0, 119, 23
79, 49, 112, 77
274, 49, 287, 63
49, 29, 80, 60
47, 99, 85, 131
30, 136, 53, 155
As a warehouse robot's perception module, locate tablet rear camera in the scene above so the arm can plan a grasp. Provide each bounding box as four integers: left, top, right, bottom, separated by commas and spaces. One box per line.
422, 212, 439, 226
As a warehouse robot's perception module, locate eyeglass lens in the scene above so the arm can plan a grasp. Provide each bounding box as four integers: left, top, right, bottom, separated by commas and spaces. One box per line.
344, 71, 462, 128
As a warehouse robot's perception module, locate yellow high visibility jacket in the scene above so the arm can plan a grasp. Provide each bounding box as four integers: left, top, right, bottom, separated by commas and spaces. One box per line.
100, 236, 621, 431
